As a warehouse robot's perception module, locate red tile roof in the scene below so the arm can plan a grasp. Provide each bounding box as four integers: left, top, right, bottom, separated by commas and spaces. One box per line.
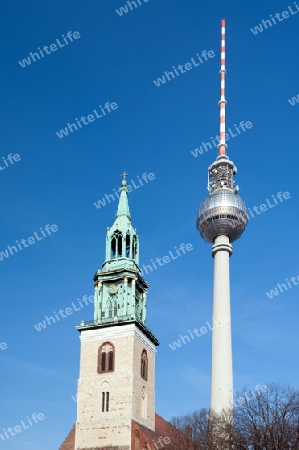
59, 424, 75, 450
59, 414, 194, 450
132, 414, 194, 450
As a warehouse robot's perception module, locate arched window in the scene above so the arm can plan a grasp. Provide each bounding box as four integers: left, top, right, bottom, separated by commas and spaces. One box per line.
102, 391, 110, 412
126, 232, 130, 258
135, 297, 140, 320
111, 236, 116, 259
134, 430, 140, 450
108, 298, 117, 318
132, 235, 137, 259
100, 381, 110, 413
141, 349, 148, 380
118, 232, 122, 257
98, 342, 115, 373
141, 386, 147, 419
111, 230, 123, 259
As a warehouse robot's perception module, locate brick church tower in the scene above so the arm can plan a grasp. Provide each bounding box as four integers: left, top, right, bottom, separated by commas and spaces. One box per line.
59, 174, 191, 450
74, 174, 160, 450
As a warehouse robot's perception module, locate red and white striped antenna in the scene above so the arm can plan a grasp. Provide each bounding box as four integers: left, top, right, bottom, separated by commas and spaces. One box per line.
218, 19, 227, 157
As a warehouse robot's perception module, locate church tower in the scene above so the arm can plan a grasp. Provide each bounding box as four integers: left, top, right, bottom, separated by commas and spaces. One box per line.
74, 174, 159, 450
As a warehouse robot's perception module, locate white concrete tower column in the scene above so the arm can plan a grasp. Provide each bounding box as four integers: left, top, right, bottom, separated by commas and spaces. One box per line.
210, 235, 233, 413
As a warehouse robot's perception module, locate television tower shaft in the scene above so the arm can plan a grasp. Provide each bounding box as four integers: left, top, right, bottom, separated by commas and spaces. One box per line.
210, 234, 233, 413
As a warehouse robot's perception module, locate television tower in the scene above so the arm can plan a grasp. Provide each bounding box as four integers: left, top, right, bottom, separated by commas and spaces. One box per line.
196, 20, 248, 414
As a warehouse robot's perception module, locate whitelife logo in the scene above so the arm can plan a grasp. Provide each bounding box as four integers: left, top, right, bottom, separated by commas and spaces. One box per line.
0, 342, 8, 351
288, 94, 299, 106
266, 272, 299, 299
140, 243, 193, 276
169, 314, 230, 351
18, 31, 81, 68
0, 412, 45, 442
206, 385, 269, 419
116, 0, 150, 16
34, 294, 94, 332
93, 172, 156, 210
0, 153, 21, 172
190, 121, 253, 157
56, 102, 118, 139
0, 224, 58, 262
247, 191, 290, 220
250, 3, 299, 35
153, 49, 215, 87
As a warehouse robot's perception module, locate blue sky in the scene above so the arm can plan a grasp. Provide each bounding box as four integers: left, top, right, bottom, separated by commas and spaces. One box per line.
1, 0, 299, 448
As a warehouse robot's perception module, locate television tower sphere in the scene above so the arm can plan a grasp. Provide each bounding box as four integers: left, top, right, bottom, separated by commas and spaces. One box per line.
196, 156, 248, 244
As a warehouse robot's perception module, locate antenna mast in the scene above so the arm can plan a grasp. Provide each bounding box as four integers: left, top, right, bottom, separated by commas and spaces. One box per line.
218, 19, 227, 158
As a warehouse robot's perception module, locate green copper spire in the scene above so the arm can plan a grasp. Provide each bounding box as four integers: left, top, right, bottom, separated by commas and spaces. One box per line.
88, 175, 145, 328
77, 173, 159, 346
116, 172, 131, 221
92, 173, 145, 324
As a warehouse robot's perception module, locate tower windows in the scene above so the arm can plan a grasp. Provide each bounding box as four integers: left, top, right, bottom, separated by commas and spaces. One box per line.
126, 232, 130, 258
134, 430, 140, 450
141, 386, 147, 419
141, 349, 148, 381
98, 342, 115, 373
110, 230, 123, 259
108, 298, 117, 318
100, 381, 110, 413
108, 350, 113, 370
132, 235, 137, 259
135, 298, 140, 320
102, 391, 110, 412
111, 237, 116, 259
101, 351, 106, 371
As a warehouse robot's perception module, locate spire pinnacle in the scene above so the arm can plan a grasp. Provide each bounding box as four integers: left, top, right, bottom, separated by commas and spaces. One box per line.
116, 171, 131, 220
218, 19, 227, 158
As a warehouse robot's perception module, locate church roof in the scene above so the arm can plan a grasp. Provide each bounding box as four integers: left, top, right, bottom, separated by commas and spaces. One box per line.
59, 414, 193, 450
131, 414, 193, 450
59, 424, 75, 450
